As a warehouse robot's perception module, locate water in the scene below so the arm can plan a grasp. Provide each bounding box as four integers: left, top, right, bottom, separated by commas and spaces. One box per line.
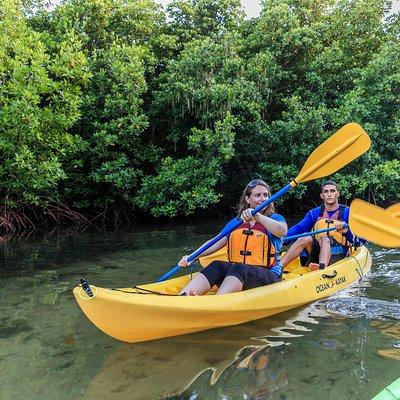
0, 222, 399, 400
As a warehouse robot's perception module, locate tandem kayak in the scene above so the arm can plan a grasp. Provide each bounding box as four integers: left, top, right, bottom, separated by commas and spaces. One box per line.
73, 246, 371, 343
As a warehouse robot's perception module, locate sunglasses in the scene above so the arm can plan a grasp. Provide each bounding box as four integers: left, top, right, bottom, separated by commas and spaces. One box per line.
247, 179, 267, 188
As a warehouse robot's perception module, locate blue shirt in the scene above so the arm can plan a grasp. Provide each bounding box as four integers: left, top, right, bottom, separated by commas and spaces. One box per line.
285, 205, 365, 246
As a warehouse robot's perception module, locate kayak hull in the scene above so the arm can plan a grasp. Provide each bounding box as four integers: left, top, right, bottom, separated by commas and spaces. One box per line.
73, 246, 371, 343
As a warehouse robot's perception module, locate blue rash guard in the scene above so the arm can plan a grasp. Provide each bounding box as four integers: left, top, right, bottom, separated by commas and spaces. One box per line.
284, 205, 365, 247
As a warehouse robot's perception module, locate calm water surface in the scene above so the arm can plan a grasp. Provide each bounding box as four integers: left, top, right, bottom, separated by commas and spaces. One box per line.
0, 221, 399, 400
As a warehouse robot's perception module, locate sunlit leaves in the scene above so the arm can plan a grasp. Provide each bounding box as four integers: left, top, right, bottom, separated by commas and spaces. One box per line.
0, 0, 88, 206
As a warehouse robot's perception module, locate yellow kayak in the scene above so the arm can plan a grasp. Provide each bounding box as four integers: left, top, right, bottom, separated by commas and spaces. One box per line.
73, 246, 371, 343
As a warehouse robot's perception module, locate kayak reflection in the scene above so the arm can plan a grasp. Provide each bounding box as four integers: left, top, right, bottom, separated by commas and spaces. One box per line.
162, 344, 287, 400
372, 320, 400, 361
83, 323, 288, 400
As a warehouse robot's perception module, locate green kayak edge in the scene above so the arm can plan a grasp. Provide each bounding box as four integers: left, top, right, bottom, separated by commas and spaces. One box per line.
372, 377, 400, 400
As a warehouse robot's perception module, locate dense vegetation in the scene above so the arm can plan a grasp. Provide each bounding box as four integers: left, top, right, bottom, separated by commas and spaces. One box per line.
1, 0, 399, 230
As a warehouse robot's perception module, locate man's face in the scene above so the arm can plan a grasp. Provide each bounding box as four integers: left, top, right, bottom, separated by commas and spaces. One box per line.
320, 184, 339, 206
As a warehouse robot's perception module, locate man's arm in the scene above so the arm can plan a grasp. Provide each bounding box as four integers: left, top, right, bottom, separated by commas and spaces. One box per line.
284, 209, 317, 244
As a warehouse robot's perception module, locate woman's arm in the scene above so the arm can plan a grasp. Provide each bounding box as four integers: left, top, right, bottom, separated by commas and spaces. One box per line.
242, 208, 287, 237
255, 213, 287, 237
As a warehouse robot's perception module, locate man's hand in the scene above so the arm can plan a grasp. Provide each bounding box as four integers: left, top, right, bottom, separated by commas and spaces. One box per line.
336, 222, 348, 234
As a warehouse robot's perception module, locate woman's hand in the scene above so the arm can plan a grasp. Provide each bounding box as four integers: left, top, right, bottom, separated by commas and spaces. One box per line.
178, 255, 191, 268
241, 208, 256, 222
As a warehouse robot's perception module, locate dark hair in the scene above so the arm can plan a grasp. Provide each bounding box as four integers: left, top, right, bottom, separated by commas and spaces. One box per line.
321, 180, 338, 191
237, 179, 275, 217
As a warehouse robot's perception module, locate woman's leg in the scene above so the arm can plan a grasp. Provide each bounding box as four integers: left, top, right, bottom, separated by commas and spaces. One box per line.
179, 273, 210, 295
179, 261, 231, 295
216, 276, 243, 294
217, 263, 280, 294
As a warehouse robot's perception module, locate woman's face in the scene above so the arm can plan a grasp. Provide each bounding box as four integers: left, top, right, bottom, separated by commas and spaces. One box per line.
245, 185, 269, 209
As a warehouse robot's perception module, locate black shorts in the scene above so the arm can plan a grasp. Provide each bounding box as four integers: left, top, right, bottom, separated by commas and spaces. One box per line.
200, 260, 281, 290
300, 236, 348, 266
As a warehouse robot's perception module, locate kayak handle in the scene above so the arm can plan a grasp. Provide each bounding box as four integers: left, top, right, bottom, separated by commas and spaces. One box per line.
80, 278, 94, 297
322, 271, 337, 279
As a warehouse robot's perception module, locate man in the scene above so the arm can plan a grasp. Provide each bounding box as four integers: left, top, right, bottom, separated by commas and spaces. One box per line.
281, 181, 363, 270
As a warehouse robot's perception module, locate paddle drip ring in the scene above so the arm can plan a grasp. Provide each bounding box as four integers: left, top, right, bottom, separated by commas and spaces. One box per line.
78, 285, 97, 300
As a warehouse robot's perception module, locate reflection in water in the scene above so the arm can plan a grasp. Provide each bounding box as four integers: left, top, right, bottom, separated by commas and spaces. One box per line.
373, 321, 400, 361
264, 305, 328, 341
377, 348, 400, 361
369, 248, 400, 284
373, 321, 400, 339
82, 304, 342, 400
174, 345, 287, 400
82, 288, 400, 400
83, 338, 227, 400
314, 294, 400, 365
1, 228, 400, 400
84, 339, 287, 400
308, 287, 400, 364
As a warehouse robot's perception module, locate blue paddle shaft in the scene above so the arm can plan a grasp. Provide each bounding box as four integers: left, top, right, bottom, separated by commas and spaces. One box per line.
157, 265, 182, 282
156, 183, 293, 282
284, 224, 348, 242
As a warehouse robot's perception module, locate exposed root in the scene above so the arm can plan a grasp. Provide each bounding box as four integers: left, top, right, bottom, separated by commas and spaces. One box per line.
0, 206, 35, 234
0, 197, 137, 239
44, 198, 90, 226
88, 202, 135, 229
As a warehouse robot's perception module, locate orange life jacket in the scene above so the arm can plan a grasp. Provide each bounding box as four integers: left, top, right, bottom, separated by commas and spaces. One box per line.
227, 222, 276, 267
313, 205, 348, 246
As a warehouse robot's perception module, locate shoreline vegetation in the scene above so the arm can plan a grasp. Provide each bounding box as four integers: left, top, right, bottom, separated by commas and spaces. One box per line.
1, 0, 399, 234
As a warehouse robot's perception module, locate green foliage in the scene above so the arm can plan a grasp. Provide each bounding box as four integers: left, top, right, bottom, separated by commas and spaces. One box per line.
72, 42, 151, 207
136, 156, 222, 217
136, 112, 237, 216
20, 0, 51, 16
32, 0, 168, 208
332, 40, 400, 202
368, 160, 400, 202
1, 0, 399, 224
0, 0, 89, 207
166, 0, 244, 47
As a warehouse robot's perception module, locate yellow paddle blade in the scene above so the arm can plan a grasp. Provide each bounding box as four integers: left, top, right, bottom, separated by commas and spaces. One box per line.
295, 123, 371, 184
349, 199, 400, 248
199, 246, 228, 267
387, 203, 400, 219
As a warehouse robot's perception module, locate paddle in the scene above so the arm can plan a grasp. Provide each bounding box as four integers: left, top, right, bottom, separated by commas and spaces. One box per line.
387, 203, 400, 219
349, 199, 400, 247
283, 224, 348, 242
199, 202, 400, 267
278, 202, 400, 242
156, 123, 371, 282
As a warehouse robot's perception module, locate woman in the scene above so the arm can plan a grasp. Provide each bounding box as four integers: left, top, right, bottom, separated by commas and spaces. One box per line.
179, 179, 287, 295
